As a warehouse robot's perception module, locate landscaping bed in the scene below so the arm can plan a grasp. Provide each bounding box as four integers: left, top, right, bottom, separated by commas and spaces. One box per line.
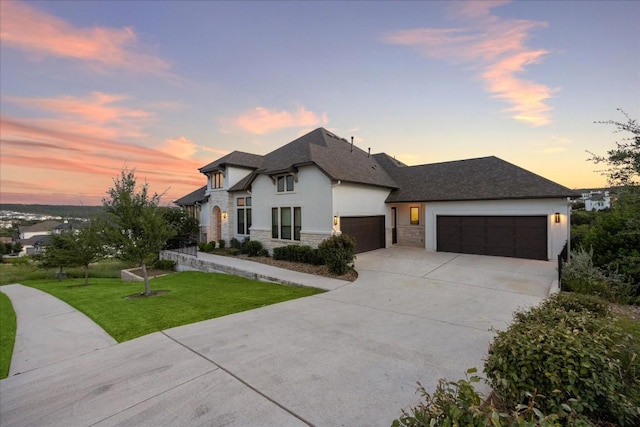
234, 254, 358, 282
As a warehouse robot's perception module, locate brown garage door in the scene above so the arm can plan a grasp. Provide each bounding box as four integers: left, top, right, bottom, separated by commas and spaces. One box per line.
437, 215, 547, 260
340, 216, 385, 254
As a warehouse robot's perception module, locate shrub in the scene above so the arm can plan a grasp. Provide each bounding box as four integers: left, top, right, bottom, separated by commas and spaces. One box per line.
392, 368, 591, 427
272, 245, 324, 265
257, 248, 269, 257
152, 259, 175, 271
230, 238, 242, 249
206, 241, 216, 252
562, 247, 635, 303
242, 240, 264, 257
304, 248, 324, 265
198, 242, 208, 252
318, 234, 356, 275
485, 293, 640, 425
217, 239, 226, 249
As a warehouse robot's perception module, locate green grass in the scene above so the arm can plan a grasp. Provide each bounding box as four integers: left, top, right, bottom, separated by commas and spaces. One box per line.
0, 291, 17, 379
0, 258, 133, 286
24, 271, 324, 342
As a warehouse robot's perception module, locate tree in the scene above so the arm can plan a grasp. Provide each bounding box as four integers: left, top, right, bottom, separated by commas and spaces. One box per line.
103, 169, 175, 296
159, 206, 199, 248
40, 220, 106, 285
590, 109, 639, 188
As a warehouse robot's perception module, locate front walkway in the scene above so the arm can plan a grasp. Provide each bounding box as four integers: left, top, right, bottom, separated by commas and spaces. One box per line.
0, 284, 116, 376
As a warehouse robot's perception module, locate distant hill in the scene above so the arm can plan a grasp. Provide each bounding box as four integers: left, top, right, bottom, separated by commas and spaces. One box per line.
0, 204, 104, 219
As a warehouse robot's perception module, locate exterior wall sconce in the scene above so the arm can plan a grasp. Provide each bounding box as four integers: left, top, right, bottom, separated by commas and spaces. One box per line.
333, 216, 338, 226
554, 212, 561, 224
222, 212, 228, 220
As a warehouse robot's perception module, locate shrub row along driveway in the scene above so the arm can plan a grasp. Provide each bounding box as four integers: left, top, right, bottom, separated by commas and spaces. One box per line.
0, 247, 557, 426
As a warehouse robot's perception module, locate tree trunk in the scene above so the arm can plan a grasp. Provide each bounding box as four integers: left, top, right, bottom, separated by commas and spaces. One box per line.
84, 264, 89, 286
141, 262, 151, 296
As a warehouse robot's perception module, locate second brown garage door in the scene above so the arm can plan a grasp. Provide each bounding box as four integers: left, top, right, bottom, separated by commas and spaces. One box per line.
340, 216, 385, 253
437, 215, 548, 260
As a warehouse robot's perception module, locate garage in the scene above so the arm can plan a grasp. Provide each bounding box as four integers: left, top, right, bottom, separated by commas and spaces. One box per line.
436, 215, 548, 260
340, 216, 385, 253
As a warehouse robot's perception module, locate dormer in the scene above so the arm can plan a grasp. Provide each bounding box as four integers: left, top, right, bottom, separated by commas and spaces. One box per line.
198, 151, 264, 192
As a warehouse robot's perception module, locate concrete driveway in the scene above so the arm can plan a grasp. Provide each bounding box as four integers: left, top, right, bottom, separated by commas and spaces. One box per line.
0, 247, 557, 427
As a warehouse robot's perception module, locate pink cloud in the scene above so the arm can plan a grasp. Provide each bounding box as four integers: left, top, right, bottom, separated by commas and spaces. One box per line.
0, 115, 205, 205
0, 0, 169, 74
8, 92, 153, 124
381, 1, 556, 126
227, 106, 328, 135
159, 136, 199, 159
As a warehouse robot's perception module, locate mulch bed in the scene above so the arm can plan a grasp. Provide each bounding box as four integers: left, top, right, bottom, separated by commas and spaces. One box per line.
234, 254, 358, 282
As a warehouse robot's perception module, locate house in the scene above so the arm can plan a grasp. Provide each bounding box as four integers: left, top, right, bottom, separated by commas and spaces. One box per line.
583, 190, 611, 211
18, 219, 82, 256
175, 128, 574, 261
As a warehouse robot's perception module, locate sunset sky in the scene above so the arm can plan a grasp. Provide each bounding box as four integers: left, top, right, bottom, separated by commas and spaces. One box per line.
1, 0, 638, 206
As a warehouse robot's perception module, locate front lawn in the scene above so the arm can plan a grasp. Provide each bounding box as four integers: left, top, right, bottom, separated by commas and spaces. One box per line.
0, 291, 17, 379
25, 272, 324, 342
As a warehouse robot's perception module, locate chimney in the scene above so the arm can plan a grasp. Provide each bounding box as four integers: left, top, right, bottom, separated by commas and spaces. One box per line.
350, 136, 354, 152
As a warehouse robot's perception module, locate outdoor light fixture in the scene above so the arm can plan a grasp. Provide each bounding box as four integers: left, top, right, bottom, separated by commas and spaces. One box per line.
554, 212, 561, 224
222, 212, 228, 220
333, 216, 338, 226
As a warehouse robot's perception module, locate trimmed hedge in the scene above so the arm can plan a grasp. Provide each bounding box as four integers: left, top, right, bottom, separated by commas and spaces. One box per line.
273, 245, 323, 265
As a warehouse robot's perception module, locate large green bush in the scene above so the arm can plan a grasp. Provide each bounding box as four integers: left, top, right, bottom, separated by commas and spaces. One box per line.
485, 293, 639, 425
579, 191, 640, 290
318, 234, 356, 275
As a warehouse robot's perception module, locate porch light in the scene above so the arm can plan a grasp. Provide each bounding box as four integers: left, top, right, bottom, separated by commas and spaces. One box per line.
222, 211, 228, 220
333, 216, 338, 226
554, 212, 561, 224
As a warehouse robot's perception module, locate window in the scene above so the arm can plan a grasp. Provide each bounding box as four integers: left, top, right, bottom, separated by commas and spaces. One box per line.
237, 197, 252, 235
212, 172, 224, 189
272, 208, 278, 238
410, 207, 419, 225
276, 174, 295, 192
271, 206, 301, 241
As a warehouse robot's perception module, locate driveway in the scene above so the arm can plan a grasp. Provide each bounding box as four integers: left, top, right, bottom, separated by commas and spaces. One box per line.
0, 248, 557, 427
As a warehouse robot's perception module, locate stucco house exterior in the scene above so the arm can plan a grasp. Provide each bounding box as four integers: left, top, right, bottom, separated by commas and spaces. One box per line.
175, 128, 574, 261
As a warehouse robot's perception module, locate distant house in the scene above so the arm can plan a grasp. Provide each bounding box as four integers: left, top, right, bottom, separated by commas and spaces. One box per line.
176, 128, 575, 261
18, 219, 82, 256
583, 190, 611, 211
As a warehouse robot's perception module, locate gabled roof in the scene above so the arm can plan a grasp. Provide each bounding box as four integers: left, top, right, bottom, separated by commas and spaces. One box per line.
199, 151, 264, 174
258, 128, 397, 188
20, 234, 52, 246
19, 220, 60, 234
383, 156, 576, 203
174, 185, 208, 206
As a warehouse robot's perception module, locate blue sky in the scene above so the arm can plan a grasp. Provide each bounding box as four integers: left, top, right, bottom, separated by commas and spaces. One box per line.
1, 0, 638, 205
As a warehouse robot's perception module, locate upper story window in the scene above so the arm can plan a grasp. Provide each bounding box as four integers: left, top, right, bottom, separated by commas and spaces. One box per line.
276, 174, 294, 192
212, 172, 224, 189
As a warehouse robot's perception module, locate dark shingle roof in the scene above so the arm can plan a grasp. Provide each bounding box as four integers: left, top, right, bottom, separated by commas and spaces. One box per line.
173, 185, 208, 206
258, 128, 397, 188
383, 156, 576, 203
19, 220, 61, 234
199, 151, 263, 174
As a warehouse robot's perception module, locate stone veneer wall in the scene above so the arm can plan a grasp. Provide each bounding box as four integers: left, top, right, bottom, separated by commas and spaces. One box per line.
207, 190, 233, 244
397, 225, 425, 248
250, 229, 331, 252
